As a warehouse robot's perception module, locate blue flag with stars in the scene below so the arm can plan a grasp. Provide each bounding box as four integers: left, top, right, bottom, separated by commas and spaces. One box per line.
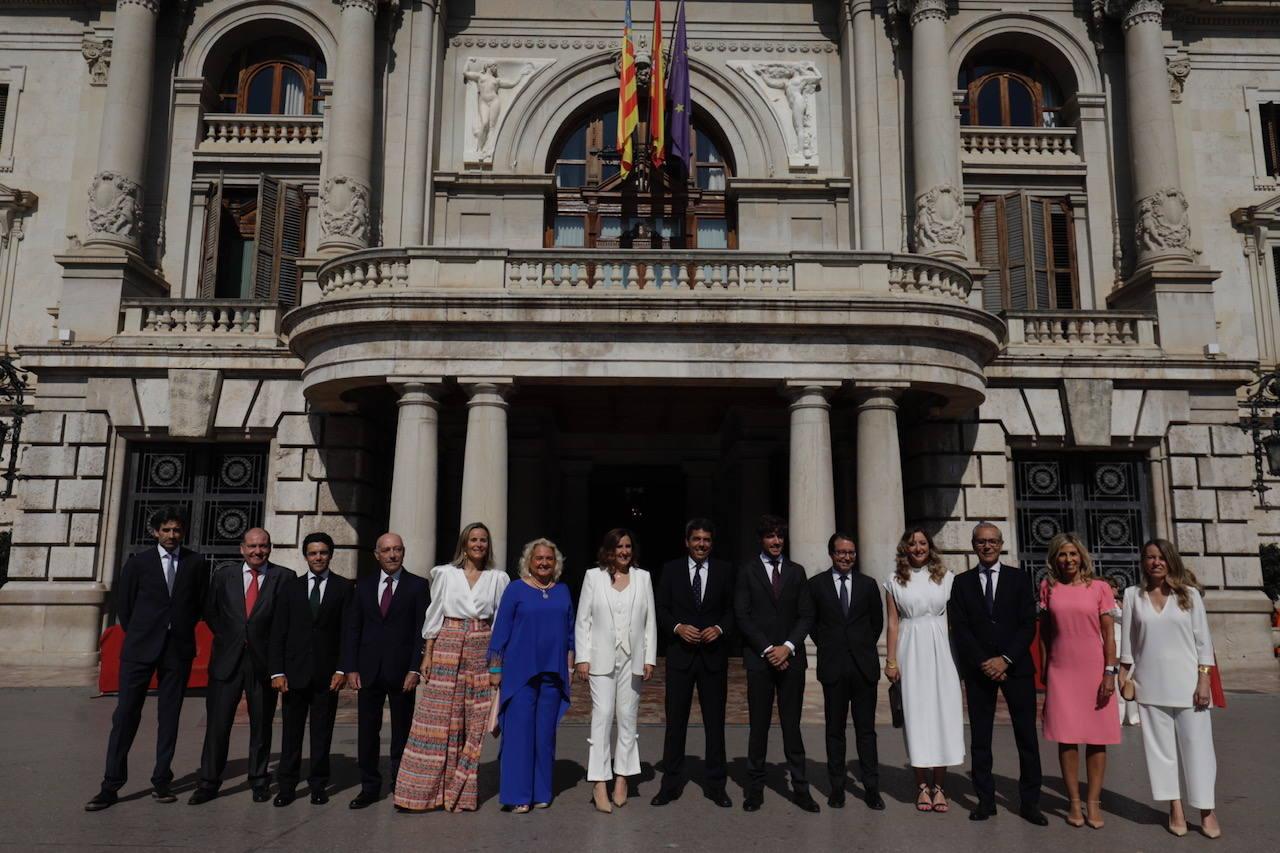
667, 0, 692, 179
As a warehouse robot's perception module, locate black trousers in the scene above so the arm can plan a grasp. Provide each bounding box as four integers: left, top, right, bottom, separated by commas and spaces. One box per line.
101, 642, 192, 792
821, 672, 879, 791
745, 663, 807, 794
965, 674, 1042, 807
659, 657, 728, 795
356, 678, 415, 796
198, 656, 278, 791
276, 683, 340, 793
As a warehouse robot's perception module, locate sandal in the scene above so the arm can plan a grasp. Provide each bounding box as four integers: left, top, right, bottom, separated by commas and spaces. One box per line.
931, 786, 949, 813
511, 804, 531, 814
916, 783, 934, 812
1066, 799, 1085, 828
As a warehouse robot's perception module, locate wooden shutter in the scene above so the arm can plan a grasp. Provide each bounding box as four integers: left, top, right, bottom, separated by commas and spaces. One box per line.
277, 183, 305, 307
975, 199, 1004, 313
976, 193, 1076, 311
0, 85, 8, 144
1047, 201, 1077, 309
1004, 192, 1029, 310
251, 175, 280, 300
198, 178, 223, 299
1263, 104, 1280, 178
1029, 197, 1051, 309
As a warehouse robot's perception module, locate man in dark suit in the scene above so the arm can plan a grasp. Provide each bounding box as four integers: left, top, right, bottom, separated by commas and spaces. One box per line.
343, 531, 430, 809
268, 532, 353, 807
734, 514, 818, 813
806, 532, 884, 810
948, 522, 1046, 825
652, 518, 735, 808
86, 507, 209, 811
189, 527, 289, 804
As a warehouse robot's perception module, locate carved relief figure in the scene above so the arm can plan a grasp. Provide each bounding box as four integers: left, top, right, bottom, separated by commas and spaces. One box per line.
914, 185, 966, 255
320, 175, 371, 245
1135, 187, 1191, 253
464, 60, 532, 154
81, 36, 112, 85
758, 62, 822, 160
86, 171, 143, 240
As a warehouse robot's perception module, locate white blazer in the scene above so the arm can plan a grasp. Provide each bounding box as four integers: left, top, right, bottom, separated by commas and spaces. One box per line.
575, 566, 658, 676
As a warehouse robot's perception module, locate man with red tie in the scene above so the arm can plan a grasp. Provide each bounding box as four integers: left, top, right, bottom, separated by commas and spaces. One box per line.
343, 532, 430, 809
189, 528, 289, 804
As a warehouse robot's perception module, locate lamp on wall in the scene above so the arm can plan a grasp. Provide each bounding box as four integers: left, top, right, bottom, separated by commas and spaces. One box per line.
1239, 369, 1280, 506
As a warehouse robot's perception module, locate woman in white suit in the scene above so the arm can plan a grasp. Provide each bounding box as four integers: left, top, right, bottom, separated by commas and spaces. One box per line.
575, 528, 657, 814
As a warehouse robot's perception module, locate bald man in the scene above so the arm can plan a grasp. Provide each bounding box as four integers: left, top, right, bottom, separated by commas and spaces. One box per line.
190, 528, 290, 804
343, 533, 430, 808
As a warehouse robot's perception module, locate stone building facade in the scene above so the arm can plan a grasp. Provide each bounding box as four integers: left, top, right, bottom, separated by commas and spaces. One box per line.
0, 0, 1276, 675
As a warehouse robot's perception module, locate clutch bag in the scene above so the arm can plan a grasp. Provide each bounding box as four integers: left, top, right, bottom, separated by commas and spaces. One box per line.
888, 681, 905, 729
1119, 677, 1138, 702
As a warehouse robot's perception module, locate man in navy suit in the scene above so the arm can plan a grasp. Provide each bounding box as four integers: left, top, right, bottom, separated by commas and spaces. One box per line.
86, 506, 209, 811
343, 531, 430, 809
652, 518, 735, 808
269, 532, 353, 806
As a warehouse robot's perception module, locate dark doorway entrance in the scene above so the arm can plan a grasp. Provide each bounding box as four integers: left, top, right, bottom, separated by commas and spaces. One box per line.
585, 464, 687, 593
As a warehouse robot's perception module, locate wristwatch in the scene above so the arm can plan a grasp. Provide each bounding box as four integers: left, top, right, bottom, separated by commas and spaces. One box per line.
1103, 665, 1119, 675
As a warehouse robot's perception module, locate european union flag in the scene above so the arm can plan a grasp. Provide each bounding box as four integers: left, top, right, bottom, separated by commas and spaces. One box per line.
667, 0, 692, 180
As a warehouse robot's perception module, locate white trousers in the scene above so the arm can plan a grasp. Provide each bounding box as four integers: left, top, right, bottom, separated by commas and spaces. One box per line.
1137, 703, 1217, 809
587, 657, 642, 782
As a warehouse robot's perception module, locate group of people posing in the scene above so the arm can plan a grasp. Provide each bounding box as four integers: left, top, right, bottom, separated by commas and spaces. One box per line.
86, 508, 1223, 840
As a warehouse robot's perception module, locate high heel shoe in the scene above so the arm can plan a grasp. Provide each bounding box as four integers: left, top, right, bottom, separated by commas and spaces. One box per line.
1065, 799, 1085, 828
1199, 812, 1222, 840
1085, 800, 1104, 829
592, 784, 613, 814
1167, 820, 1188, 837
915, 783, 933, 812
612, 778, 628, 808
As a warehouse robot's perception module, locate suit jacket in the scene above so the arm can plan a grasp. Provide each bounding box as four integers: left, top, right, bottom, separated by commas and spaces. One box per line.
656, 556, 735, 672
734, 556, 812, 671
116, 545, 210, 664
806, 568, 884, 686
342, 570, 430, 684
205, 560, 290, 681
575, 566, 658, 676
269, 571, 354, 690
948, 562, 1038, 680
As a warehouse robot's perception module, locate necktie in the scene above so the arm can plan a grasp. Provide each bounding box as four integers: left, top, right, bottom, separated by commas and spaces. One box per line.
982, 567, 995, 616
380, 576, 393, 618
838, 572, 849, 617
245, 568, 260, 617
769, 558, 782, 600
164, 553, 176, 595
310, 575, 323, 618
692, 562, 703, 607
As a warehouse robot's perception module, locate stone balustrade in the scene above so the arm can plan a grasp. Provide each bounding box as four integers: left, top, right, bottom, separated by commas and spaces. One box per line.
1004, 310, 1158, 349
888, 257, 971, 302
119, 299, 281, 339
201, 114, 324, 147
506, 250, 794, 292
960, 126, 1080, 161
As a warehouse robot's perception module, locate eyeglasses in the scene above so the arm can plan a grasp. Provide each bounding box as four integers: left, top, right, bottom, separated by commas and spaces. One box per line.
973, 538, 1002, 546
832, 550, 856, 557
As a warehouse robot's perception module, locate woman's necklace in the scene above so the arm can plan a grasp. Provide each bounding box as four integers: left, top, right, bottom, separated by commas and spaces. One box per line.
529, 576, 554, 599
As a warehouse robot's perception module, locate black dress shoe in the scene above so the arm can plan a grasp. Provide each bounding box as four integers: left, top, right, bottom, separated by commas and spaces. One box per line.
273, 792, 296, 807
742, 793, 763, 812
187, 788, 218, 806
310, 790, 328, 805
349, 791, 379, 809
827, 790, 846, 808
85, 791, 118, 812
1020, 804, 1049, 826
650, 790, 678, 806
864, 788, 886, 811
969, 801, 996, 821
151, 785, 177, 804
706, 790, 733, 808
793, 791, 821, 813
252, 787, 271, 803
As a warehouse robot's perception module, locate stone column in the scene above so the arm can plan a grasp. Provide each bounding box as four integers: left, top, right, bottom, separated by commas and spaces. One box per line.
844, 0, 884, 250
460, 382, 511, 570
787, 385, 837, 578
907, 0, 965, 262
1119, 0, 1193, 268
401, 0, 438, 245
319, 0, 379, 253
388, 381, 441, 577
85, 0, 161, 252
856, 388, 906, 582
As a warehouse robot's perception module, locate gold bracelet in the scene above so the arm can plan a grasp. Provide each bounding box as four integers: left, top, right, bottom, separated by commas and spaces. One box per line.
885, 660, 898, 668
1198, 665, 1212, 674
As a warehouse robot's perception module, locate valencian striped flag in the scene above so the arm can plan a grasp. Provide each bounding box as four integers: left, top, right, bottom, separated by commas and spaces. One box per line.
667, 0, 692, 178
617, 0, 640, 178
649, 0, 666, 168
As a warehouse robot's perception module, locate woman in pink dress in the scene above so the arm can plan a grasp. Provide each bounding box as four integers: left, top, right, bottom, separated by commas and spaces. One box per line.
1038, 533, 1120, 829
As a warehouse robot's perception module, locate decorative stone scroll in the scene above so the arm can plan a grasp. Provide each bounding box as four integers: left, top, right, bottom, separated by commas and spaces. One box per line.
320, 175, 372, 245
729, 60, 822, 169
1167, 56, 1190, 102
913, 185, 965, 255
1135, 186, 1191, 253
86, 171, 143, 241
81, 36, 111, 85
461, 58, 555, 166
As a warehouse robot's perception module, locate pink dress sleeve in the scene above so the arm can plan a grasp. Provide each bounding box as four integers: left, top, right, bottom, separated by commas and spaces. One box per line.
1096, 581, 1116, 615
1038, 578, 1051, 612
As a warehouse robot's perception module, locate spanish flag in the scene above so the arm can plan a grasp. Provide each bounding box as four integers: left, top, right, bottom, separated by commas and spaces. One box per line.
618, 0, 639, 178
649, 0, 666, 168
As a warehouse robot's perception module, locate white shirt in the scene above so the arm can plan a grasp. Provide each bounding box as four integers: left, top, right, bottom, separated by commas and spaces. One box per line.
270, 569, 342, 681
832, 567, 855, 596
1120, 585, 1215, 707
420, 565, 511, 639
673, 557, 723, 637
379, 569, 401, 602
977, 561, 1001, 598
608, 581, 636, 654
758, 553, 795, 657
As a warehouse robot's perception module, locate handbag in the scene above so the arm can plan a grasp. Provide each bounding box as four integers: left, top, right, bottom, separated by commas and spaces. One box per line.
486, 692, 501, 738
1119, 676, 1138, 703
888, 681, 905, 729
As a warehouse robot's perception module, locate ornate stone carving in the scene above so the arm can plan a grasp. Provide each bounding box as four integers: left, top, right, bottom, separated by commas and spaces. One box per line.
340, 0, 379, 13
86, 171, 143, 240
461, 58, 554, 166
729, 61, 822, 169
449, 36, 836, 53
0, 184, 35, 249
1135, 187, 1191, 253
117, 0, 163, 12
913, 185, 966, 254
320, 175, 371, 244
81, 36, 111, 85
1167, 56, 1190, 102
1118, 0, 1163, 30
905, 0, 948, 27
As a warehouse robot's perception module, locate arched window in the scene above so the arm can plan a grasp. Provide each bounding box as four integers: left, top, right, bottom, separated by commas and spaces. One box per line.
212, 37, 326, 115
546, 101, 735, 249
960, 51, 1065, 128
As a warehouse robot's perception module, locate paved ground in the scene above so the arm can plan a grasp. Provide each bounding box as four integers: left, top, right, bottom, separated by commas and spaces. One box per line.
1, 680, 1277, 852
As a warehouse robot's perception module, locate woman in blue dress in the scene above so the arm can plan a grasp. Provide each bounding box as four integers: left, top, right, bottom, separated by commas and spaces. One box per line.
488, 538, 575, 812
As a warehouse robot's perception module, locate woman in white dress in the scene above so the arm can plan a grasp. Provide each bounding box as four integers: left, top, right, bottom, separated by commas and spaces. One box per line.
884, 527, 965, 813
575, 528, 657, 814
1120, 539, 1220, 839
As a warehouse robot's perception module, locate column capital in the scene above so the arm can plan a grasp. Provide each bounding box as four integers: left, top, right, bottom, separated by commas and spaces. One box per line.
854, 384, 907, 410
783, 381, 839, 407
338, 0, 380, 14
900, 0, 949, 28
461, 379, 513, 407
1112, 0, 1164, 31
389, 377, 444, 405
116, 0, 162, 13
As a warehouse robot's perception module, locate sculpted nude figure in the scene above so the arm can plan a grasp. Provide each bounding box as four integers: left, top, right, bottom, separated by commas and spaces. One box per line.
465, 60, 534, 152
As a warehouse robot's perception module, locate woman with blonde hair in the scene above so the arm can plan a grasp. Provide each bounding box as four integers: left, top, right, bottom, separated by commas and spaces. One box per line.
394, 522, 510, 812
1120, 539, 1220, 838
883, 527, 964, 813
1037, 532, 1119, 829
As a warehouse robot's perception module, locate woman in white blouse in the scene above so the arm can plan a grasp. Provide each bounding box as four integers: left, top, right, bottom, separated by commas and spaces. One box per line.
575, 528, 657, 814
393, 522, 510, 812
1119, 538, 1221, 839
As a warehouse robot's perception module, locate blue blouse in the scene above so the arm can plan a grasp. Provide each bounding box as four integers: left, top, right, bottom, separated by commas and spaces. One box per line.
488, 579, 575, 717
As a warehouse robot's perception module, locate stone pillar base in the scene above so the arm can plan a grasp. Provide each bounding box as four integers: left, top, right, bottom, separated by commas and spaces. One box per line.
0, 582, 108, 668
1204, 590, 1278, 674
1107, 263, 1221, 355
55, 248, 168, 342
